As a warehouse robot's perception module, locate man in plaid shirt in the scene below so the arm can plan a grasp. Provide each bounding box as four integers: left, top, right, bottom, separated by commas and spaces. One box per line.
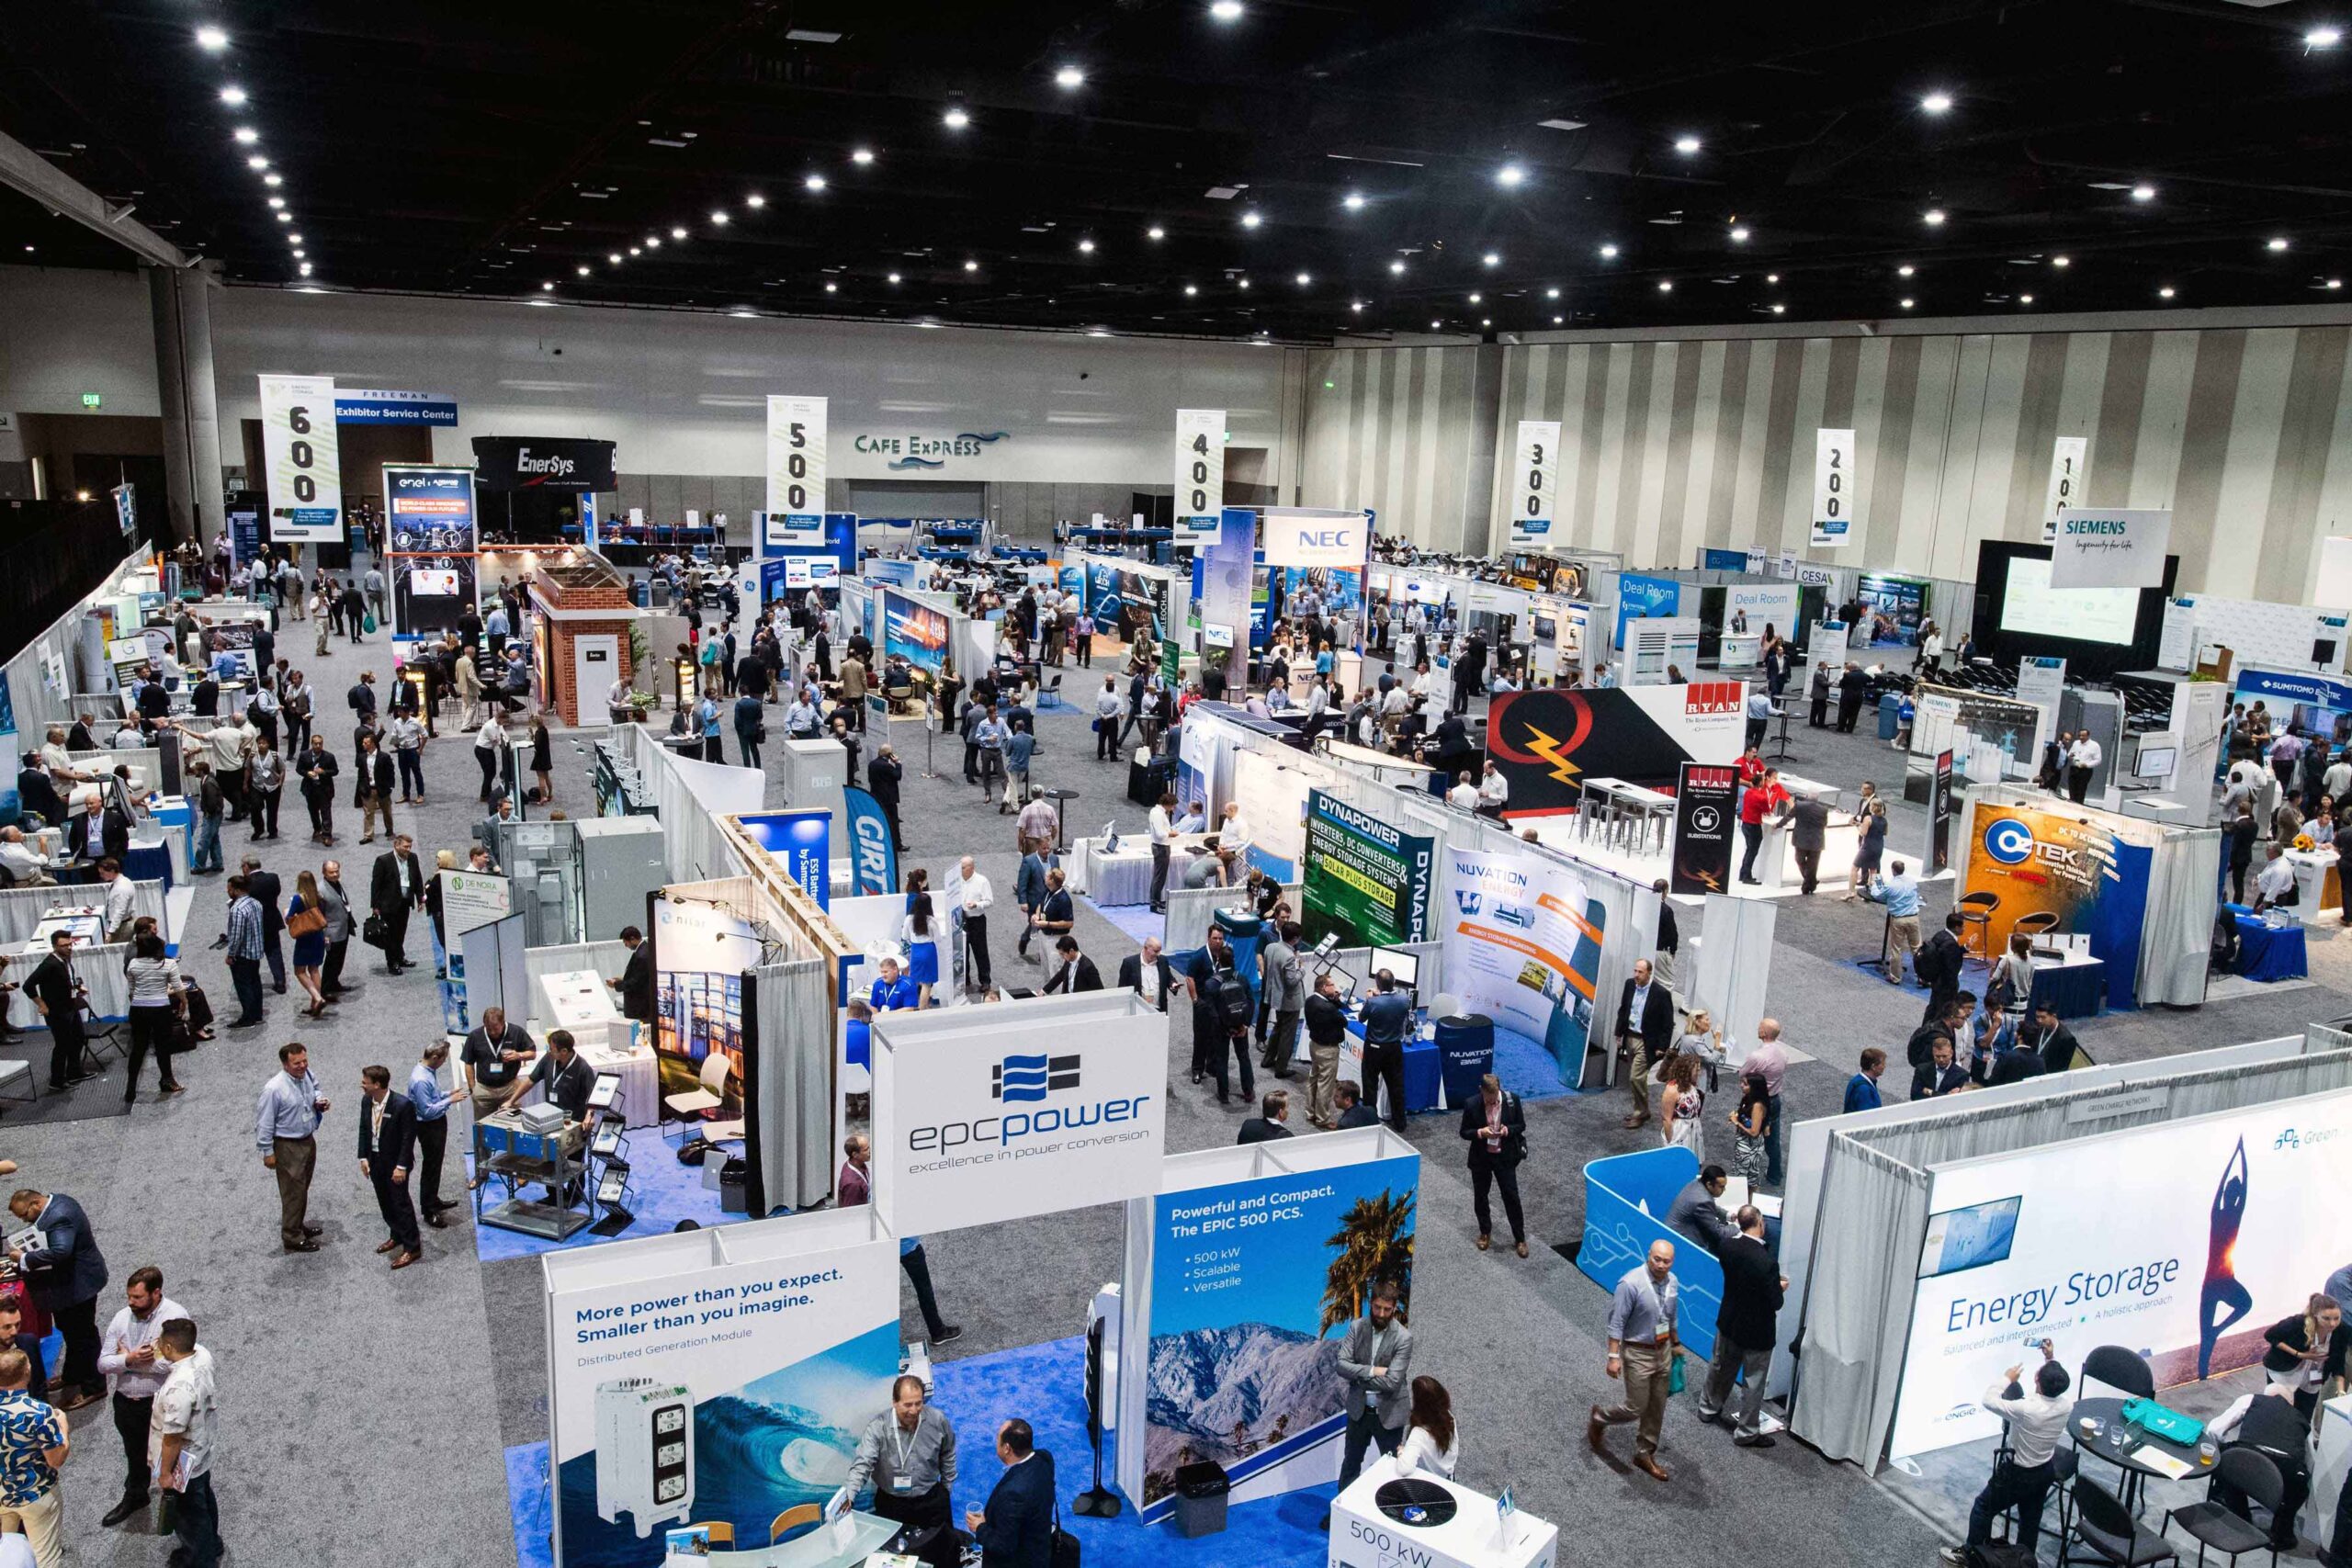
222, 876, 266, 1029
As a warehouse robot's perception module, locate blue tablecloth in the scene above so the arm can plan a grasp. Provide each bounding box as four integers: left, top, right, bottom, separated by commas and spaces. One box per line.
124, 842, 172, 894
2224, 904, 2310, 983
1433, 1015, 1496, 1103
1345, 1017, 1445, 1114
2029, 957, 2107, 1021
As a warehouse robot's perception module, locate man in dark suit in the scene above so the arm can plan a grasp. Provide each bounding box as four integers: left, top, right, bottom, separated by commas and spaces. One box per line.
1237, 1089, 1295, 1145
1040, 936, 1102, 994
610, 925, 656, 1023
8, 1187, 108, 1407
369, 833, 427, 975
1697, 1203, 1785, 1446
1334, 1079, 1381, 1131
1459, 1073, 1529, 1257
1917, 913, 1968, 1024
356, 1065, 421, 1269
15, 757, 63, 828
2019, 1001, 2084, 1075
23, 929, 89, 1091
1780, 793, 1832, 895
1114, 937, 1176, 1012
242, 853, 287, 995
965, 1419, 1056, 1568
1614, 958, 1676, 1129
1835, 662, 1869, 733
1911, 1035, 1971, 1100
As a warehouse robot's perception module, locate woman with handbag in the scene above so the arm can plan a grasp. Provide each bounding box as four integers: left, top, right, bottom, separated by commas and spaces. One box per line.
286, 870, 334, 1018
122, 931, 187, 1101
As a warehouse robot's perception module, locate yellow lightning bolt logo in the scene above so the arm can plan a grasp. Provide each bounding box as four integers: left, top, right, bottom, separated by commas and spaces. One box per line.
1523, 723, 1580, 784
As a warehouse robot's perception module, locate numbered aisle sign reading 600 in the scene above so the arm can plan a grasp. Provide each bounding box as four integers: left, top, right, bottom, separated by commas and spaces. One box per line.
256, 374, 344, 542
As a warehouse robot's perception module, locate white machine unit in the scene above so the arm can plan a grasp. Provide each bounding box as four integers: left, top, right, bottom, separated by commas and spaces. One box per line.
594, 1377, 694, 1536
576, 818, 670, 942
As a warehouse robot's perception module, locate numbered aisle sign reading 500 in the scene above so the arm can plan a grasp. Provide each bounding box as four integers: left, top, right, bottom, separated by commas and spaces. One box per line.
256, 374, 344, 542
1811, 427, 1856, 548
1510, 420, 1562, 548
1174, 408, 1225, 541
765, 394, 828, 546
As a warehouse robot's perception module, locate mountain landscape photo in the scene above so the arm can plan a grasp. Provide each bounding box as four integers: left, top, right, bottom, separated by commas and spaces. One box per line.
1140, 1321, 1347, 1505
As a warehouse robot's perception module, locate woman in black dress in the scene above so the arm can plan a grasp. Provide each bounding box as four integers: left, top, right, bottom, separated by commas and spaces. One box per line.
528, 714, 554, 806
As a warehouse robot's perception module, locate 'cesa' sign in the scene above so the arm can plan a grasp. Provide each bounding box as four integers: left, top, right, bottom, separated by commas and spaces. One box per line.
1261, 508, 1366, 568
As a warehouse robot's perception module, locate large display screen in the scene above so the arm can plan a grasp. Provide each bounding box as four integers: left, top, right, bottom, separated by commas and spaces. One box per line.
1998, 556, 2141, 647
1888, 1089, 2352, 1460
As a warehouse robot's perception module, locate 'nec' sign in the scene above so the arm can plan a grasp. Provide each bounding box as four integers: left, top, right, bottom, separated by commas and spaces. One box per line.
1261, 508, 1366, 568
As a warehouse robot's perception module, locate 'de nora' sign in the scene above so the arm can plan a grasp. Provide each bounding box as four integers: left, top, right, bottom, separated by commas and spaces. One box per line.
850, 429, 1011, 471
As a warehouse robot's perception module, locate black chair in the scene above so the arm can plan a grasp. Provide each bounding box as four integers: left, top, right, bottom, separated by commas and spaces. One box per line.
1957, 890, 2000, 959
2164, 1449, 2282, 1568
2065, 1475, 2179, 1568
2084, 1346, 2156, 1401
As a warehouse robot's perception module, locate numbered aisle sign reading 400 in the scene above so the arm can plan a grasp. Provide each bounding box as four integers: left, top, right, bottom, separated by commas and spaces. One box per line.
257, 374, 344, 542
1510, 420, 1561, 548
1175, 408, 1225, 537
1811, 427, 1856, 548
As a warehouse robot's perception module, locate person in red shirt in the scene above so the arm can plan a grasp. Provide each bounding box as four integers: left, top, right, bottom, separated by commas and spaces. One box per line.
1738, 769, 1789, 885
1735, 747, 1767, 789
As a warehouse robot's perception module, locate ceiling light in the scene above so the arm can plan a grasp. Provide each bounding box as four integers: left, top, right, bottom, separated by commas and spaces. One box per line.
730, 309, 758, 319
542, 281, 555, 291
1899, 264, 1916, 276
287, 232, 301, 243
1055, 65, 1085, 89
2307, 25, 2343, 47
1483, 252, 1500, 266
1147, 225, 1166, 239
232, 127, 257, 144
1240, 210, 1261, 229
1923, 209, 1946, 226
1770, 302, 1786, 313
1238, 277, 1250, 288
2052, 254, 2070, 267
1766, 273, 1781, 283
2330, 278, 2346, 290
576, 265, 591, 276
1183, 284, 1198, 296
1901, 298, 1915, 309
1389, 259, 1406, 275
629, 246, 641, 256
1481, 319, 1492, 327
1673, 135, 1701, 154
2158, 285, 2177, 299
1468, 292, 1482, 304
943, 106, 969, 130
2019, 294, 2034, 304
2131, 184, 2155, 201
1920, 91, 1954, 114
291, 248, 304, 258
1600, 243, 1619, 258
710, 210, 730, 226
266, 197, 283, 209
1343, 192, 1365, 210
1077, 238, 1095, 253
298, 263, 312, 276
888, 272, 901, 284
645, 236, 661, 249
263, 173, 281, 186
1553, 315, 1564, 324
195, 26, 229, 51
246, 155, 267, 170
824, 281, 838, 293
802, 175, 824, 193
607, 252, 622, 264
1729, 226, 1750, 242
1545, 286, 1560, 299
2267, 236, 2290, 252
1295, 271, 1311, 286
671, 226, 687, 239
850, 149, 874, 165
745, 193, 765, 208
1496, 164, 1524, 188
273, 211, 290, 223
965, 258, 979, 271
1211, 0, 1244, 18
219, 85, 247, 106
1351, 301, 1364, 312
1658, 279, 1673, 292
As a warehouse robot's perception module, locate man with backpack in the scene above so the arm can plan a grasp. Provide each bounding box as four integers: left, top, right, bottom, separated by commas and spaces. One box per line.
1181, 926, 1254, 1107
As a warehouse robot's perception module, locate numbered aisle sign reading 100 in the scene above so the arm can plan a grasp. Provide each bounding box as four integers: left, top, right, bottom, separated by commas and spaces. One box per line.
1511, 420, 1562, 547
1811, 427, 1855, 547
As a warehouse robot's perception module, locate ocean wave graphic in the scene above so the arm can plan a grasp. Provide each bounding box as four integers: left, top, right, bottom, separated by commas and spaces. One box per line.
956, 431, 1010, 443
558, 1393, 849, 1564
888, 457, 945, 469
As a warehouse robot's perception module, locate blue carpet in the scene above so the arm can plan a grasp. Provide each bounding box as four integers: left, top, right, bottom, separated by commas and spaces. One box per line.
503, 1335, 1333, 1568
1492, 1025, 1570, 1101
466, 1126, 744, 1262
1088, 898, 1165, 947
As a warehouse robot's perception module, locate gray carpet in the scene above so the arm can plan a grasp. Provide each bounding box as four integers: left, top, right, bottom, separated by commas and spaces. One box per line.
17, 606, 2320, 1568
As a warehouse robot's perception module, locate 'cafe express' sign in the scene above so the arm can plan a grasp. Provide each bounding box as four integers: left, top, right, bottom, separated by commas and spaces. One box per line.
850, 430, 1011, 465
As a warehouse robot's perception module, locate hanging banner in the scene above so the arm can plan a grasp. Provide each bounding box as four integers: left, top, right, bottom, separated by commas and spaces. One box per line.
256, 374, 343, 542
1669, 761, 1739, 897
1443, 846, 1606, 1071
2048, 507, 2172, 591
1260, 507, 1367, 570
1174, 408, 1225, 544
1810, 427, 1856, 548
737, 809, 831, 910
840, 785, 898, 898
1927, 750, 1956, 875
468, 435, 616, 492
765, 395, 828, 545
334, 388, 458, 426
545, 1218, 902, 1565
1509, 419, 1563, 548
1301, 790, 1432, 949
383, 465, 480, 642
1484, 686, 1745, 813
2040, 434, 2089, 540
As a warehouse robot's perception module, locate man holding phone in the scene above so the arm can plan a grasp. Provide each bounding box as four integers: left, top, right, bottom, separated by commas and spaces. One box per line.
1942, 1338, 2069, 1564
254, 1043, 331, 1253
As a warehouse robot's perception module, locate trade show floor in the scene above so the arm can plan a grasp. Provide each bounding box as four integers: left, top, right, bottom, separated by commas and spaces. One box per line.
466, 1126, 741, 1262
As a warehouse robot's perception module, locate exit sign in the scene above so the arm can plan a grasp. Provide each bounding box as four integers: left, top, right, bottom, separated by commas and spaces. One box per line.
79, 392, 101, 409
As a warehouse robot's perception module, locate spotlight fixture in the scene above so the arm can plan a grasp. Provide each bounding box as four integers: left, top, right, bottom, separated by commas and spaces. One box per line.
2052, 254, 2070, 267
2131, 184, 2155, 201
1658, 279, 1673, 292
1388, 259, 1406, 275
943, 105, 969, 130
1183, 284, 1198, 296
246, 155, 267, 170
1343, 192, 1364, 210
1673, 135, 1701, 153
1430, 320, 1442, 329
1496, 164, 1524, 188
266, 197, 283, 209
2267, 236, 2290, 252
299, 263, 312, 276
219, 85, 247, 106
1351, 301, 1364, 312
1482, 252, 1500, 266
964, 258, 979, 271
1599, 243, 1619, 258
291, 248, 304, 258
2020, 294, 2036, 305
888, 272, 901, 284
541, 281, 555, 291
1770, 303, 1786, 314
1295, 271, 1311, 285
671, 226, 687, 240
824, 281, 838, 293
1898, 264, 1916, 276
2331, 279, 2346, 290
1544, 286, 1560, 299
576, 265, 591, 276
274, 210, 290, 223
195, 25, 229, 51
1056, 65, 1085, 89
645, 236, 661, 249
746, 194, 766, 209
264, 173, 282, 186
608, 252, 623, 264
2158, 285, 2177, 299
1553, 315, 1564, 324
287, 232, 301, 243
1901, 298, 1915, 309
2307, 25, 2343, 47
1766, 273, 1781, 284
850, 149, 874, 165
232, 127, 258, 144
803, 175, 825, 193
1077, 238, 1095, 253
1148, 225, 1165, 239
1729, 226, 1750, 242
1923, 209, 1947, 226
1240, 210, 1261, 229
1238, 277, 1250, 288
1211, 0, 1244, 18
1467, 292, 1482, 304
1481, 319, 1491, 327
1920, 91, 1954, 114
629, 246, 641, 256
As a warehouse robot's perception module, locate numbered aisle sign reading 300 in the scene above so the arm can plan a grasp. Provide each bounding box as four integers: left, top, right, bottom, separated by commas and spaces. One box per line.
1511, 420, 1562, 548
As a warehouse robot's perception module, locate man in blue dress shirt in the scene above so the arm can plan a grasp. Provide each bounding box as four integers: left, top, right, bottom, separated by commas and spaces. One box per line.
254, 1043, 330, 1253
407, 1042, 460, 1227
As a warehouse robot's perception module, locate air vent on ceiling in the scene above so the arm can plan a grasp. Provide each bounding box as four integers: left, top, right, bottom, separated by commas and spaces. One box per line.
1204, 186, 1242, 199
1538, 118, 1589, 131
648, 138, 690, 148
786, 28, 843, 41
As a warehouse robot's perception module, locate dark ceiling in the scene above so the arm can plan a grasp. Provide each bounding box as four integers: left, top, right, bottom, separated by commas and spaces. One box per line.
5, 0, 2352, 342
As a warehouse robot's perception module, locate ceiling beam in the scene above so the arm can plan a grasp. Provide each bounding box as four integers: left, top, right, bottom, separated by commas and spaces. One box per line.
0, 127, 190, 270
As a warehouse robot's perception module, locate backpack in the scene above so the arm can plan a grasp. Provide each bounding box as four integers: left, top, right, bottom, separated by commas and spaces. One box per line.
1212, 969, 1253, 1031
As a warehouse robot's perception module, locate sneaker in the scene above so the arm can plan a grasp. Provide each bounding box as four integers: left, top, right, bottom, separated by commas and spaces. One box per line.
1938, 1550, 1967, 1567
933, 1324, 965, 1345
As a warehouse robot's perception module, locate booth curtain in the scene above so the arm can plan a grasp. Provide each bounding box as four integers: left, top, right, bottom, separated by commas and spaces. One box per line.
519, 940, 632, 1008
0, 881, 165, 947
750, 956, 833, 1211
1161, 884, 1297, 956
1786, 1134, 1931, 1465
615, 726, 760, 885
2138, 824, 2222, 1008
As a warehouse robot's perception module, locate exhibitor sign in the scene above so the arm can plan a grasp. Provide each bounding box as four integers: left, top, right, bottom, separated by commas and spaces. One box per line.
870, 992, 1167, 1234
2048, 507, 2170, 591
1670, 762, 1738, 896
1302, 789, 1433, 948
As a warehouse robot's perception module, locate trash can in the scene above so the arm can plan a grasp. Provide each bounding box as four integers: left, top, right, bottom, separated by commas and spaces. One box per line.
718, 1156, 749, 1213
629, 576, 650, 608
1171, 1460, 1230, 1539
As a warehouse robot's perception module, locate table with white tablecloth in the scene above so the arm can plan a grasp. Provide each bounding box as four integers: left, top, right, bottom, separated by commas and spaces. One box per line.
1069, 836, 1159, 907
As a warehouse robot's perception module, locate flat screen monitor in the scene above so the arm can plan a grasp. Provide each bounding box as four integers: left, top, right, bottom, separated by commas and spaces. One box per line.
2133, 745, 2177, 779
1918, 1195, 2022, 1279
1369, 946, 1419, 989
1997, 556, 2140, 647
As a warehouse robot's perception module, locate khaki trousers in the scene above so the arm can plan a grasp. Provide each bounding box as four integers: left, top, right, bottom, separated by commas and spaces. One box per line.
1596, 1339, 1675, 1458
272, 1134, 317, 1246
1307, 1040, 1340, 1126
0, 1485, 63, 1567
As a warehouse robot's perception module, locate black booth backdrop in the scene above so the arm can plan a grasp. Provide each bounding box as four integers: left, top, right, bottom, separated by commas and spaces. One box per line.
1485, 688, 1701, 815
1968, 538, 2180, 682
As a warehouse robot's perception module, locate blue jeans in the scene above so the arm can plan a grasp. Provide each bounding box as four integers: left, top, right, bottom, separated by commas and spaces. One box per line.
1337, 1409, 1401, 1496
175, 1468, 222, 1567
193, 813, 223, 873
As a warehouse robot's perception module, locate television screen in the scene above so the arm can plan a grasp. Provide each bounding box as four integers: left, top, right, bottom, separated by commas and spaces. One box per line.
1997, 556, 2139, 647
1918, 1195, 2022, 1279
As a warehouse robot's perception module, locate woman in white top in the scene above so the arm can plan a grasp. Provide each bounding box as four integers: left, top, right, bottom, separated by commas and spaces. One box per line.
121, 930, 186, 1101
474, 714, 509, 806
1396, 1376, 1460, 1480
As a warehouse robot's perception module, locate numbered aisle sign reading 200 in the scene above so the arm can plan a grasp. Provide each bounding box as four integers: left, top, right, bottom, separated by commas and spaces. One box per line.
256, 374, 344, 542
1811, 427, 1856, 548
1174, 409, 1225, 543
1510, 420, 1562, 548
765, 395, 827, 547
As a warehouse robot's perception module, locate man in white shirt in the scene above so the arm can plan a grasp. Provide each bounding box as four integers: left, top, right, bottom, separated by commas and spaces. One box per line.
96, 1265, 185, 1529
149, 1317, 220, 1568
1147, 792, 1175, 913
1217, 802, 1251, 860
951, 854, 994, 992
2065, 732, 2102, 804
0, 829, 51, 888
1941, 1340, 2069, 1563
2252, 844, 2299, 912
1446, 771, 1480, 812
97, 859, 139, 942
2326, 749, 2352, 807
1477, 761, 1510, 813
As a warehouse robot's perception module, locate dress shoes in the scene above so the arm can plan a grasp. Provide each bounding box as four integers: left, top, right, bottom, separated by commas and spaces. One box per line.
1586, 1405, 1609, 1455
375, 1238, 400, 1254
283, 1237, 319, 1253
101, 1495, 149, 1528
390, 1250, 419, 1269
1634, 1454, 1670, 1482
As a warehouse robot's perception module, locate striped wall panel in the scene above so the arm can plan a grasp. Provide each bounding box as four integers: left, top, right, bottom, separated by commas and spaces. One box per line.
1305, 326, 2352, 595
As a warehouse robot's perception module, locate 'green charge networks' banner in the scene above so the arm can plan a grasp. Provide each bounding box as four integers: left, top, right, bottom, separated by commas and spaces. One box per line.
1302, 789, 1432, 949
